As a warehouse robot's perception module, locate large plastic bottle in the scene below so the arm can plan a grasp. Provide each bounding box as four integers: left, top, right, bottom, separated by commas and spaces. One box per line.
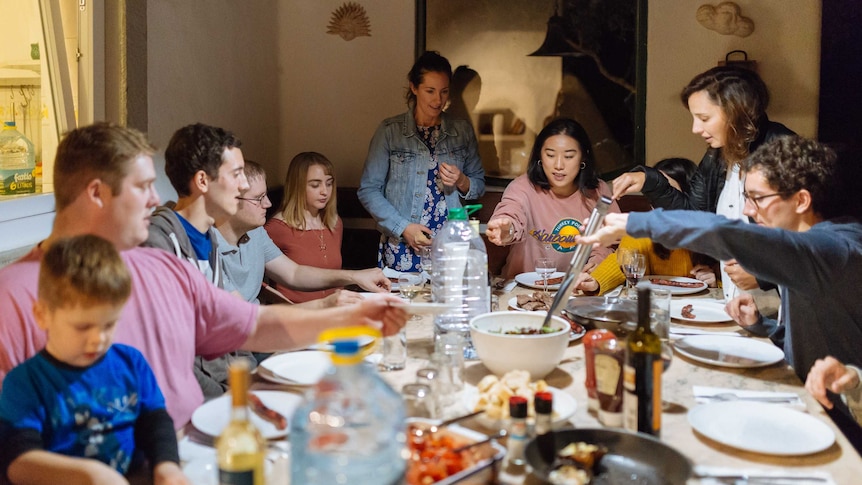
290, 328, 406, 485
0, 121, 36, 196
431, 204, 490, 359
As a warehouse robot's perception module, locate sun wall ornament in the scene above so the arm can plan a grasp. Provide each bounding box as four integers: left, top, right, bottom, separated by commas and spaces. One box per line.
327, 2, 372, 41
696, 2, 754, 38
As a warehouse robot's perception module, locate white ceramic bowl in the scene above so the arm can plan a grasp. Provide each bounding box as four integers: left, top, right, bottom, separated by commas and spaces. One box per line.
469, 311, 570, 379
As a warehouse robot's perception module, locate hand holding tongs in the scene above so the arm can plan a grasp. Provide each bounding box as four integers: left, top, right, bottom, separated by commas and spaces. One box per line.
542, 195, 613, 327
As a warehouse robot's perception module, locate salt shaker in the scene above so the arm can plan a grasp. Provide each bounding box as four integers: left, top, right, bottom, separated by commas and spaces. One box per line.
506, 396, 528, 466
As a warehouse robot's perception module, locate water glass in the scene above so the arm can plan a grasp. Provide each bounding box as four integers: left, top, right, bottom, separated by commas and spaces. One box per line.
431, 333, 466, 415
380, 327, 407, 371
416, 367, 441, 418
402, 383, 434, 418
649, 287, 672, 370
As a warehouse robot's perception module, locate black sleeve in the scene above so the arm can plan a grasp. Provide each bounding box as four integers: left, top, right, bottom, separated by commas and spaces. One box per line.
0, 422, 42, 481
134, 409, 180, 468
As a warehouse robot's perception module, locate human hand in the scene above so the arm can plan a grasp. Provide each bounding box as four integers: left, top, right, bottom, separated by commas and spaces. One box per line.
324, 289, 363, 307
574, 272, 598, 294
351, 267, 390, 292
690, 264, 717, 287
355, 296, 408, 337
611, 171, 646, 200
440, 162, 468, 192
575, 213, 629, 248
724, 259, 759, 290
153, 461, 191, 485
805, 356, 861, 409
486, 217, 514, 246
724, 294, 760, 327
403, 223, 433, 251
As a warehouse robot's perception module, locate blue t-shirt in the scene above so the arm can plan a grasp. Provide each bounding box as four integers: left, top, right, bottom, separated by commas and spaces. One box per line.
0, 344, 166, 474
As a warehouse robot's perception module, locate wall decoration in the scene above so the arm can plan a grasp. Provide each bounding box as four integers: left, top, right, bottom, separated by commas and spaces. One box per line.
326, 2, 371, 41
696, 2, 754, 37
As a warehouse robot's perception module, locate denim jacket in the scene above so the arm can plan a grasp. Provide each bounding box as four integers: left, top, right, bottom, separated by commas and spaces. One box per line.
358, 110, 485, 238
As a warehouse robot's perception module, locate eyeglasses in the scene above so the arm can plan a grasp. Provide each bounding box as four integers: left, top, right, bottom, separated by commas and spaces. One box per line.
236, 193, 269, 205
742, 191, 787, 210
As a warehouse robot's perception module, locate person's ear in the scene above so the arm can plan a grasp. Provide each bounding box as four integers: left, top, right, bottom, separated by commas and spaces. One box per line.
85, 178, 105, 208
794, 189, 813, 214
193, 170, 209, 194
33, 301, 49, 331
409, 82, 418, 96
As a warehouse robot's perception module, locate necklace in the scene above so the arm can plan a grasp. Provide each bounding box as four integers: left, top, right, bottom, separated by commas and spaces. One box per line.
317, 229, 327, 252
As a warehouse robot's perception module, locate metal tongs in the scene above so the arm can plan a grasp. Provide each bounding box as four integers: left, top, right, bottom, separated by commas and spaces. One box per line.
542, 195, 614, 327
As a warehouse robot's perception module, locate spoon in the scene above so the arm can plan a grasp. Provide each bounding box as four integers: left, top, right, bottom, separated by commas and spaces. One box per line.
415, 410, 485, 435
451, 429, 508, 453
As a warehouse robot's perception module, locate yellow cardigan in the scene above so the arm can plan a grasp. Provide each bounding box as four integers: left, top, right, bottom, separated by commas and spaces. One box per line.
591, 236, 697, 295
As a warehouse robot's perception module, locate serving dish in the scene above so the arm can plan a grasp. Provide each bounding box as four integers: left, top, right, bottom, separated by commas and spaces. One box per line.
406, 418, 506, 485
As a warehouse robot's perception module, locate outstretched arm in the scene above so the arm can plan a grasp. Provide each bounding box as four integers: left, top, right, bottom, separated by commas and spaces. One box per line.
264, 255, 389, 293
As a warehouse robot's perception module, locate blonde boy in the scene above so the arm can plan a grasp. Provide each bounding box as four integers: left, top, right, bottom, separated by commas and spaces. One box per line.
0, 235, 187, 485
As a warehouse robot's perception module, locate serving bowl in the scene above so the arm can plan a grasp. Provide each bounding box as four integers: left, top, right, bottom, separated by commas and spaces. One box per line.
469, 311, 570, 379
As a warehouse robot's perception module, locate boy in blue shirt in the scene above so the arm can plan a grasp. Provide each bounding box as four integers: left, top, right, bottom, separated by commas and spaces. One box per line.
0, 235, 187, 484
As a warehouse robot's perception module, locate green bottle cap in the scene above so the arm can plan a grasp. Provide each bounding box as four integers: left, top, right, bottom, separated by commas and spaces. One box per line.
448, 204, 482, 220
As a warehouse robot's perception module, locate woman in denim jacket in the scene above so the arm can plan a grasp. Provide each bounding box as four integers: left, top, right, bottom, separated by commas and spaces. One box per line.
358, 51, 485, 271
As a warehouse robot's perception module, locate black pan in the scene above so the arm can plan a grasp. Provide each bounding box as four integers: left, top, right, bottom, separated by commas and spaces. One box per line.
564, 296, 637, 335
525, 428, 692, 485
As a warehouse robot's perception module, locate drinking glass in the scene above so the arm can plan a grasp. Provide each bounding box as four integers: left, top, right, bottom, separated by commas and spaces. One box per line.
399, 273, 423, 321
621, 253, 646, 299
649, 287, 672, 371
616, 248, 635, 295
419, 246, 433, 281
535, 257, 556, 295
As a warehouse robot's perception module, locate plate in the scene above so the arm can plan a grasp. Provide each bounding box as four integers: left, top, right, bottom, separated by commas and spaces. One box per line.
645, 275, 708, 295
688, 401, 835, 455
674, 335, 785, 368
462, 385, 576, 429
259, 351, 332, 385
191, 390, 302, 439
515, 271, 566, 291
670, 299, 732, 323
525, 428, 692, 485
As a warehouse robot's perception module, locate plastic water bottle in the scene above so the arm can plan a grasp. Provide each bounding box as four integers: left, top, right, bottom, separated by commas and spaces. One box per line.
0, 121, 36, 196
290, 328, 406, 485
431, 204, 490, 360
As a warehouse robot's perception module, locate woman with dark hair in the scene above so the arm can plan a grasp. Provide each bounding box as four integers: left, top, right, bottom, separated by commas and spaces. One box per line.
611, 66, 794, 301
486, 117, 620, 280
358, 51, 485, 271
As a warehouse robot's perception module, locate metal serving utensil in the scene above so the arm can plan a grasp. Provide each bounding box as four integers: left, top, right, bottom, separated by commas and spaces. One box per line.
542, 195, 614, 328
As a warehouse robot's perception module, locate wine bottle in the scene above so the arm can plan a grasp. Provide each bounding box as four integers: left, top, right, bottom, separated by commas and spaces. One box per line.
216, 359, 266, 485
622, 282, 662, 436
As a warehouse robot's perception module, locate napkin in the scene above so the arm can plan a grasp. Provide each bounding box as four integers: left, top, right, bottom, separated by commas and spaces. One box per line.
694, 465, 835, 484
693, 385, 806, 410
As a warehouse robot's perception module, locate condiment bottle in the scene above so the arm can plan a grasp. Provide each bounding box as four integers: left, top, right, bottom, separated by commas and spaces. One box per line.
534, 391, 555, 464
506, 396, 528, 466
594, 337, 624, 427
623, 282, 662, 436
584, 329, 616, 412
216, 359, 266, 485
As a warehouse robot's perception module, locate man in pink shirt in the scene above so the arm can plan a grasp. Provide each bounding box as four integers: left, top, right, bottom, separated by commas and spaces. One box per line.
0, 122, 407, 428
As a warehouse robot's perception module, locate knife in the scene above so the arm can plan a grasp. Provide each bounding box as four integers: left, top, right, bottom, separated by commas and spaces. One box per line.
694, 467, 829, 482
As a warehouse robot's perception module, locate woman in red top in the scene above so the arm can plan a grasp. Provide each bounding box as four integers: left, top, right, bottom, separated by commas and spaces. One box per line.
264, 152, 344, 303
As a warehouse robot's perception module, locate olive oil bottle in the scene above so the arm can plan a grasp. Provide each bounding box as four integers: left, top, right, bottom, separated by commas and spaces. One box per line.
216, 360, 266, 485
623, 282, 662, 436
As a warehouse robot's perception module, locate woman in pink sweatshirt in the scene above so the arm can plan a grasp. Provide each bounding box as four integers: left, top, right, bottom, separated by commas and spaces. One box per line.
486, 118, 620, 281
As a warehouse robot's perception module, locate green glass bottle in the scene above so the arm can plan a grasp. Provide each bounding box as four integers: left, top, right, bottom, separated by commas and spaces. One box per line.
622, 282, 662, 436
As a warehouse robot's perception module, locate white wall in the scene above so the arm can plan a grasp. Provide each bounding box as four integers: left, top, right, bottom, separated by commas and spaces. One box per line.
646, 0, 821, 165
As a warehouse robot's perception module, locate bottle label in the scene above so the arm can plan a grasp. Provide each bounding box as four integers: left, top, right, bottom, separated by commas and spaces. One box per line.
622, 356, 662, 435
219, 469, 255, 485
0, 169, 36, 195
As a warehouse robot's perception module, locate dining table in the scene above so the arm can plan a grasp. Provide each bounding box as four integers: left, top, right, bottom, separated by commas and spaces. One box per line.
180, 282, 862, 484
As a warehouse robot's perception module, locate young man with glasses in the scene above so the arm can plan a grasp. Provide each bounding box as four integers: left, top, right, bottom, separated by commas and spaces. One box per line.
578, 136, 862, 438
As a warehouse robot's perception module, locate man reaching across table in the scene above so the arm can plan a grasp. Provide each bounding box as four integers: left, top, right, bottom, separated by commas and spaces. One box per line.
576, 136, 862, 433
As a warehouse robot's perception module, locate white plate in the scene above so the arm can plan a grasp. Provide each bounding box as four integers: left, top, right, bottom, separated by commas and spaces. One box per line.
688, 401, 835, 455
515, 271, 566, 290
671, 299, 732, 323
507, 296, 554, 312
645, 275, 708, 295
674, 335, 785, 368
191, 390, 302, 439
259, 351, 332, 385
462, 385, 576, 429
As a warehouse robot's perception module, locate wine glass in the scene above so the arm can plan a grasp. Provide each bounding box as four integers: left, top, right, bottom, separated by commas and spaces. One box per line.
616, 248, 635, 296
621, 253, 646, 299
535, 257, 556, 295
398, 273, 424, 321
419, 246, 433, 282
